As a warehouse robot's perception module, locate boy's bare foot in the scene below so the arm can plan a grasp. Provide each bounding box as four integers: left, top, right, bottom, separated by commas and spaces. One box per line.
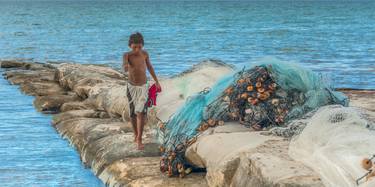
137, 142, 144, 150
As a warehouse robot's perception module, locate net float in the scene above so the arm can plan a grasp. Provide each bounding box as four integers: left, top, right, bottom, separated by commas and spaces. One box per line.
271, 98, 279, 105
237, 79, 245, 85
271, 83, 277, 88
241, 92, 248, 99
225, 87, 233, 94
201, 123, 209, 131
223, 96, 230, 102
247, 97, 252, 103
185, 167, 192, 174
176, 144, 184, 151
247, 85, 254, 91
257, 87, 265, 93
159, 146, 165, 153
362, 158, 373, 170
207, 119, 216, 127
218, 120, 225, 126
256, 82, 262, 88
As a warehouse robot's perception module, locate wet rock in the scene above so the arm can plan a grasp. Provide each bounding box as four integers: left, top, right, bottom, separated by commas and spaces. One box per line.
60, 100, 96, 112
33, 94, 81, 113
4, 69, 56, 85
20, 81, 66, 96
52, 109, 109, 125
0, 60, 28, 68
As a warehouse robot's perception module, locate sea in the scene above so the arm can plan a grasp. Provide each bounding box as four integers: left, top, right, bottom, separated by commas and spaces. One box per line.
0, 0, 374, 186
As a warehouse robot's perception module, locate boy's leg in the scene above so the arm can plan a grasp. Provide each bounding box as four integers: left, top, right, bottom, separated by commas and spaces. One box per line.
136, 112, 145, 150
130, 116, 137, 142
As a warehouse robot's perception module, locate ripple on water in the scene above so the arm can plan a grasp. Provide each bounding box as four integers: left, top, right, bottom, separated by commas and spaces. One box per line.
0, 72, 104, 187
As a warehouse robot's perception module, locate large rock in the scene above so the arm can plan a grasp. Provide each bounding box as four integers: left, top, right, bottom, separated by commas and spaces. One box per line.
100, 157, 208, 187
56, 63, 126, 97
52, 109, 109, 125
185, 124, 324, 187
20, 81, 66, 96
4, 69, 56, 85
33, 93, 81, 113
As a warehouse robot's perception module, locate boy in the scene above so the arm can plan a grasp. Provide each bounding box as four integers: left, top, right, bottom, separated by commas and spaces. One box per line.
123, 32, 161, 150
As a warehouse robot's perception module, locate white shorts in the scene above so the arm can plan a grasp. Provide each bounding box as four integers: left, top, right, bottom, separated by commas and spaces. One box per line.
126, 82, 148, 117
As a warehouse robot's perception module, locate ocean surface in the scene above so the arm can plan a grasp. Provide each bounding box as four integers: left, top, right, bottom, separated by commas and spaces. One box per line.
0, 1, 374, 186
0, 69, 104, 186
0, 0, 374, 89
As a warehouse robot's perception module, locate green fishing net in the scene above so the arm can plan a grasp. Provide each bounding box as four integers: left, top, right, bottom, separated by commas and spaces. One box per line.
158, 59, 348, 177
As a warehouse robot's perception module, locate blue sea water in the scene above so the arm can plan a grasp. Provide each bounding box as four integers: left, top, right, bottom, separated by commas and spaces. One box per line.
0, 1, 374, 186
0, 69, 104, 186
0, 0, 374, 89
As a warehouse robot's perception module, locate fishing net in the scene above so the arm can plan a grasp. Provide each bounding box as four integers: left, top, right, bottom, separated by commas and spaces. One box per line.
158, 60, 348, 177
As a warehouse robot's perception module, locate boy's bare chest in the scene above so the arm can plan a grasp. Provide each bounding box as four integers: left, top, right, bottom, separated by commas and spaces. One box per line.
129, 55, 146, 68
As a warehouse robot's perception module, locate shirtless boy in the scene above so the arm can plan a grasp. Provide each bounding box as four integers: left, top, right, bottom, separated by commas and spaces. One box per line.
123, 32, 161, 150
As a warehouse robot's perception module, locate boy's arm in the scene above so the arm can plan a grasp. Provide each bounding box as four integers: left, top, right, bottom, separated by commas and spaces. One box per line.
144, 51, 161, 89
122, 53, 129, 72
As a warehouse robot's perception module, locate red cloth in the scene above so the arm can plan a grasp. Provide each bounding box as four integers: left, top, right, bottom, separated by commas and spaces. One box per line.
147, 83, 162, 107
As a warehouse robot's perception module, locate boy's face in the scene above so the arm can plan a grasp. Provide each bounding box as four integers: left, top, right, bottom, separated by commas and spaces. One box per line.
130, 43, 143, 53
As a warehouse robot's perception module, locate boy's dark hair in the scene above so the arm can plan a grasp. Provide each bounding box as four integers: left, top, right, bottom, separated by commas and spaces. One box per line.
128, 32, 144, 46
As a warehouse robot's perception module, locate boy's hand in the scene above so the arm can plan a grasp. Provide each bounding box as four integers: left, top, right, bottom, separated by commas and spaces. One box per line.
155, 81, 162, 91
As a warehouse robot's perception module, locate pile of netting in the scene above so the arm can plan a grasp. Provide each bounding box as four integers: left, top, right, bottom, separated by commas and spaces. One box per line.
157, 60, 349, 177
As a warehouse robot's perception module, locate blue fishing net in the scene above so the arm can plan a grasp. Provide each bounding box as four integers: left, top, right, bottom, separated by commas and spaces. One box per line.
158, 59, 348, 177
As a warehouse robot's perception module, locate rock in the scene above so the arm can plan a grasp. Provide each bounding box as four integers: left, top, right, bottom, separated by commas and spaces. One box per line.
60, 100, 96, 112
54, 117, 122, 150
84, 133, 160, 176
186, 130, 276, 168
4, 69, 56, 84
230, 140, 323, 187
56, 63, 126, 92
0, 60, 28, 68
51, 109, 109, 125
20, 81, 66, 96
99, 157, 208, 187
185, 127, 324, 186
33, 94, 81, 113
